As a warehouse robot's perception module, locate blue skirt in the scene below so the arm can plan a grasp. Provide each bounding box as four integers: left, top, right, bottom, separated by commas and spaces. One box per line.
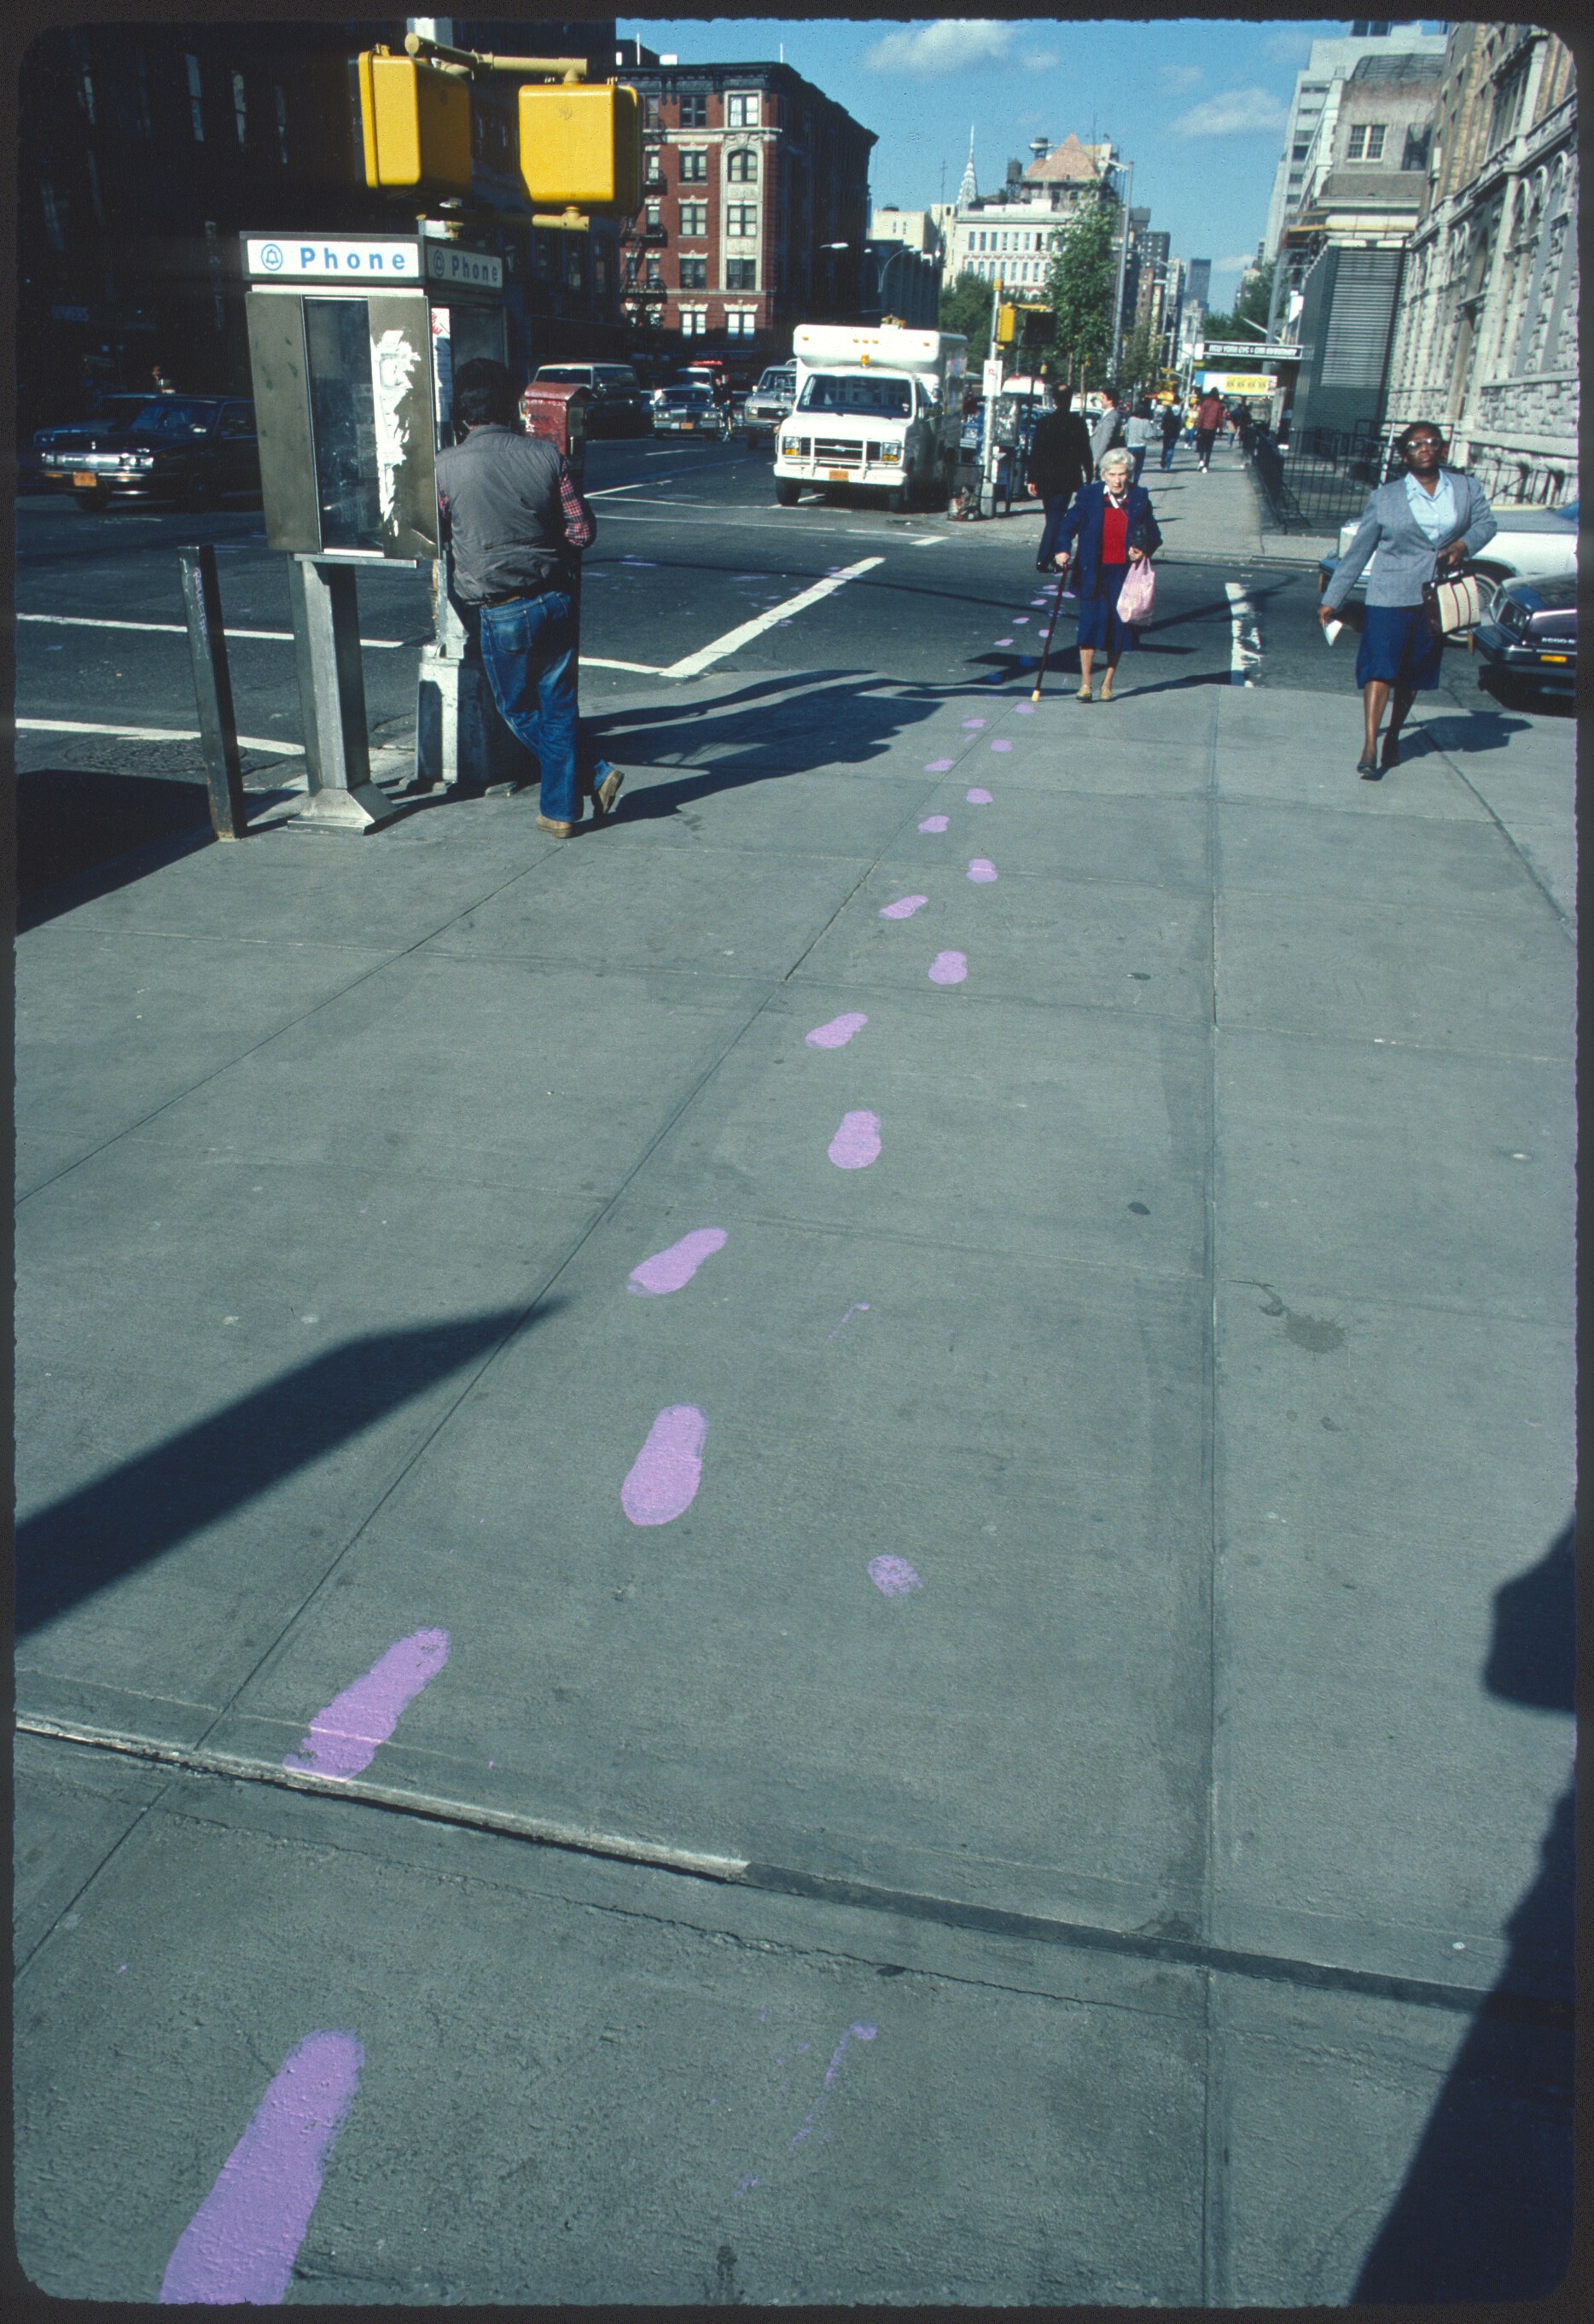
1076, 564, 1136, 654
1354, 602, 1444, 690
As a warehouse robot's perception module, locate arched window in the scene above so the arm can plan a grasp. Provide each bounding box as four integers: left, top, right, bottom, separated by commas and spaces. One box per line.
727, 148, 757, 183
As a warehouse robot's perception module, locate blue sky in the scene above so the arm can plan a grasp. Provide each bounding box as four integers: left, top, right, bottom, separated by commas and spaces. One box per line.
620, 18, 1446, 305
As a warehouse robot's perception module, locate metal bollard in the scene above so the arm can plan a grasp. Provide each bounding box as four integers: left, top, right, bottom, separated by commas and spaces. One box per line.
177, 544, 248, 841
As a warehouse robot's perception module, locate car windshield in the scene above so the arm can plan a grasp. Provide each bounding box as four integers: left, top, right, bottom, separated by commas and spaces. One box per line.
129, 399, 218, 435
92, 397, 149, 423
757, 371, 794, 393
797, 374, 912, 416
664, 389, 711, 406
536, 369, 590, 384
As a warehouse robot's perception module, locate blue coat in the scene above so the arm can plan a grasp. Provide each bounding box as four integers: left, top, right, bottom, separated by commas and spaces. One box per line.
1053, 480, 1163, 598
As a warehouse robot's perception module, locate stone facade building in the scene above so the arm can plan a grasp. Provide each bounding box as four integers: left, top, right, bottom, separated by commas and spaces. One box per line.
940, 133, 1115, 293
619, 60, 874, 355
1382, 24, 1576, 506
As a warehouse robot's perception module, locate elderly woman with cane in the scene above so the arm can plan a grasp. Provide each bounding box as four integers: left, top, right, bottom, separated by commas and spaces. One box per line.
1046, 445, 1162, 702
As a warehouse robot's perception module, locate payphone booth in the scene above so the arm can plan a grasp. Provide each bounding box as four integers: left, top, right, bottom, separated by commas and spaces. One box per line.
241, 227, 509, 823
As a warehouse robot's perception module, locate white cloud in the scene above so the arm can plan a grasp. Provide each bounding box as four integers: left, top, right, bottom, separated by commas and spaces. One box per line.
864, 21, 1015, 77
1157, 65, 1203, 94
1022, 49, 1060, 72
1169, 87, 1289, 138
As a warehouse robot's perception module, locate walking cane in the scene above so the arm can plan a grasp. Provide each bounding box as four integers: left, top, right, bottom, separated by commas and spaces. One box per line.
1030, 557, 1068, 703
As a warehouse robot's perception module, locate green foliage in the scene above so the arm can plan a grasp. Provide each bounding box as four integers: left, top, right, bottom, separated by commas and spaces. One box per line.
1044, 189, 1118, 389
1204, 262, 1276, 345
1118, 319, 1162, 396
939, 270, 995, 363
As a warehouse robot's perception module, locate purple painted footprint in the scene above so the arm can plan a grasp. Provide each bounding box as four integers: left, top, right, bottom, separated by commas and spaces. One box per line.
622, 1406, 707, 1526
968, 859, 998, 883
917, 814, 949, 834
160, 2033, 364, 2304
966, 786, 993, 804
283, 1630, 450, 1782
879, 894, 928, 919
961, 717, 986, 730
806, 1012, 868, 1051
923, 757, 954, 772
868, 1555, 922, 1596
990, 739, 1013, 753
928, 951, 968, 986
1014, 702, 1037, 715
829, 1110, 881, 1169
629, 1226, 727, 1295
993, 636, 1014, 646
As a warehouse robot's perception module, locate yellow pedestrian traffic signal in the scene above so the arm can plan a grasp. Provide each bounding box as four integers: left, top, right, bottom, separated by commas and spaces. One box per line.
519, 83, 641, 213
996, 301, 1018, 347
357, 53, 473, 191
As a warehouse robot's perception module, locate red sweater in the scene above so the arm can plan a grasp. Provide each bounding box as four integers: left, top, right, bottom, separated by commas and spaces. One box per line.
1102, 498, 1129, 563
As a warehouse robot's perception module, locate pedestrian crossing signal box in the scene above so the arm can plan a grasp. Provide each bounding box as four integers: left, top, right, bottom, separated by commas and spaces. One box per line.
241, 230, 507, 561
519, 83, 641, 213
358, 55, 473, 192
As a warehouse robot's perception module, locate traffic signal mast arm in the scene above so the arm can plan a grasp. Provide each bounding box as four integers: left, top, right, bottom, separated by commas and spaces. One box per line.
403, 32, 586, 83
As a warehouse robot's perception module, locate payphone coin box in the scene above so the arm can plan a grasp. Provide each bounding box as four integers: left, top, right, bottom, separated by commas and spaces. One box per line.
518, 380, 588, 493
241, 231, 507, 561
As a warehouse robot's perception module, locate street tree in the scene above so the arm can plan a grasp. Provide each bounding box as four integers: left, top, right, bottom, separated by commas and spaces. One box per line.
939, 270, 995, 363
1044, 189, 1118, 392
1118, 319, 1162, 397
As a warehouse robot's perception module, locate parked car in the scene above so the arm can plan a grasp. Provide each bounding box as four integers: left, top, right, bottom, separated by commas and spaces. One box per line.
529, 363, 651, 438
47, 396, 259, 510
741, 364, 795, 444
28, 392, 158, 489
1471, 573, 1577, 704
1329, 498, 1579, 591
651, 385, 725, 439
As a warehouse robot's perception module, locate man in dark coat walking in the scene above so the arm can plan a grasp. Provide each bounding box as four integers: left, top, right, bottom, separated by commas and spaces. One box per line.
1026, 387, 1095, 574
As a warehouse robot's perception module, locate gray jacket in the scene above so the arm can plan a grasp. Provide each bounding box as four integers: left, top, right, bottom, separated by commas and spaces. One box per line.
1323, 467, 1497, 611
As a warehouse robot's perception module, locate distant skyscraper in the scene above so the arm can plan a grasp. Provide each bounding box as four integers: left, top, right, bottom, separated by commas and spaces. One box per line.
1184, 258, 1212, 311
957, 129, 978, 207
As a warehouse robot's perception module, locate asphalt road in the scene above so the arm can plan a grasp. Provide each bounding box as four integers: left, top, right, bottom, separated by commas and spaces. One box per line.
18, 434, 1489, 778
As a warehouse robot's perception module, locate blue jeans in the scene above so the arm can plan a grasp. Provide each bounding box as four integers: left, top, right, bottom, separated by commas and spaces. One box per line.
476, 589, 579, 823
1130, 447, 1147, 485
1159, 440, 1177, 469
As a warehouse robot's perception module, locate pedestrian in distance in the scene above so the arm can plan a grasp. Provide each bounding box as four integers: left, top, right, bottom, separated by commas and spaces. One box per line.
1026, 385, 1094, 574
1088, 393, 1124, 469
1194, 387, 1225, 472
1046, 445, 1164, 702
435, 357, 623, 834
1124, 399, 1158, 486
1318, 420, 1498, 777
1158, 399, 1182, 470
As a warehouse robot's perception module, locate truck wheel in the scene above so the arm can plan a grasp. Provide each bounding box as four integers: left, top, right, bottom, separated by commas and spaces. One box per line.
776, 479, 800, 506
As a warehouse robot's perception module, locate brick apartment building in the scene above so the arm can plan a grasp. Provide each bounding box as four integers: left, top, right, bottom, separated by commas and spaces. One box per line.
618, 59, 875, 362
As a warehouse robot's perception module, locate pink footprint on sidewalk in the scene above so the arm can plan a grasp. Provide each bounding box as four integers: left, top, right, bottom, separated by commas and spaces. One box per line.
989, 739, 1013, 753
923, 757, 954, 772
868, 1555, 922, 1596
966, 786, 993, 804
880, 894, 928, 919
629, 1226, 727, 1295
961, 717, 986, 729
918, 814, 949, 833
283, 1630, 450, 1781
622, 1405, 707, 1525
928, 951, 968, 985
1014, 702, 1037, 714
829, 1110, 881, 1169
806, 1011, 868, 1051
968, 859, 998, 883
993, 636, 1014, 646
160, 2033, 364, 2304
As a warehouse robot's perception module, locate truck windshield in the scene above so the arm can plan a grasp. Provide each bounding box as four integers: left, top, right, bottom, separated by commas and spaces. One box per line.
797, 374, 912, 416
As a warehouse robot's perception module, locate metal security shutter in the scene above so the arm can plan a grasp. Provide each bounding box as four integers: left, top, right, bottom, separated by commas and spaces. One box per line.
1319, 251, 1402, 386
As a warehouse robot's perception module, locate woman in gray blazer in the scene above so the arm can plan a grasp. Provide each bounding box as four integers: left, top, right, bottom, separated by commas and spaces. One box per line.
1318, 422, 1497, 777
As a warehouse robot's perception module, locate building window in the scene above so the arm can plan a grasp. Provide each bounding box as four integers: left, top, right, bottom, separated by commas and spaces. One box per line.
233, 69, 247, 145
78, 62, 96, 124
594, 247, 608, 294
1293, 143, 1310, 160
134, 50, 153, 137
678, 149, 707, 183
727, 148, 758, 183
1365, 124, 1385, 160
725, 92, 760, 128
643, 96, 660, 130
1347, 124, 1366, 159
725, 258, 757, 290
185, 53, 204, 141
679, 257, 707, 289
1401, 125, 1431, 172
41, 180, 66, 250
726, 308, 756, 335
680, 304, 707, 335
645, 258, 662, 288
644, 148, 665, 189
84, 148, 105, 228
678, 92, 707, 129
727, 203, 758, 239
274, 84, 288, 165
678, 201, 707, 237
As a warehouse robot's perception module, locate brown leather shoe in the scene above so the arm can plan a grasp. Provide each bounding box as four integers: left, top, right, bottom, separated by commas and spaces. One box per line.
536, 815, 576, 837
592, 766, 625, 820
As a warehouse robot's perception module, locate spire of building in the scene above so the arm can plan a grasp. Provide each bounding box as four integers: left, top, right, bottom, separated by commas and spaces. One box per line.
957, 127, 977, 207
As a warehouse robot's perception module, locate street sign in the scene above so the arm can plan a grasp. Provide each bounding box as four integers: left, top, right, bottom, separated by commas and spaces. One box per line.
1199, 340, 1300, 361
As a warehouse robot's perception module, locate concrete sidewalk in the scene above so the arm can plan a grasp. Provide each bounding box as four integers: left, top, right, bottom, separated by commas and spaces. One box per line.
15, 643, 1575, 2304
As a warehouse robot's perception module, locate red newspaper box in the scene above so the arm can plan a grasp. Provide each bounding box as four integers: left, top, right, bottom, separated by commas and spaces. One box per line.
518, 378, 588, 492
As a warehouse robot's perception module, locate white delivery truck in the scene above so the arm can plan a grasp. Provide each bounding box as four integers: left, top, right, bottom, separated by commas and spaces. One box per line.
775, 323, 967, 512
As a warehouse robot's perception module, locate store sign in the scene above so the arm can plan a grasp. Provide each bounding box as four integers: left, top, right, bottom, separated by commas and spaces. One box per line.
243, 237, 420, 280
1198, 372, 1276, 395
50, 305, 91, 323
424, 243, 503, 292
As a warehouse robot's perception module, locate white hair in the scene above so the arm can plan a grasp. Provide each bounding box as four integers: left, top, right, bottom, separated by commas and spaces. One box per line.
1098, 447, 1133, 481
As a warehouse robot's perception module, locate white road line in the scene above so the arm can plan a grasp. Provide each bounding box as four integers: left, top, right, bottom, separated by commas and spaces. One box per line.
19, 717, 305, 753
1224, 581, 1261, 686
659, 556, 884, 680
17, 611, 414, 648
580, 655, 666, 674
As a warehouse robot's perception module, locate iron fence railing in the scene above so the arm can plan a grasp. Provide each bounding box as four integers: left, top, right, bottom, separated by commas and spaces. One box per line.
1248, 423, 1404, 536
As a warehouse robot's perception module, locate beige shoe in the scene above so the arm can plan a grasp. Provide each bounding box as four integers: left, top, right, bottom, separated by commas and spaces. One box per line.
536, 815, 576, 837
592, 766, 625, 820
1075, 681, 1093, 702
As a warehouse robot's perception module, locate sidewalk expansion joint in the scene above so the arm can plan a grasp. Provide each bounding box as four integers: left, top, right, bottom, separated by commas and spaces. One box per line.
18, 1715, 1570, 2032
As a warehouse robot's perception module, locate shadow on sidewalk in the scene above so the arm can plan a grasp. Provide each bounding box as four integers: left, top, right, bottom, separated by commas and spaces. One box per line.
1352, 1518, 1576, 2304
16, 1306, 556, 1638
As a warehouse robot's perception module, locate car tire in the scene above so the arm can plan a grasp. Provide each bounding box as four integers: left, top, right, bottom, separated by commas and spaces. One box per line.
776, 480, 800, 507
182, 469, 212, 511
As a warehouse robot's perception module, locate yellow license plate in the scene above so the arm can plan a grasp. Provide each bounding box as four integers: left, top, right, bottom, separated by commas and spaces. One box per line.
827, 468, 848, 481
72, 471, 96, 486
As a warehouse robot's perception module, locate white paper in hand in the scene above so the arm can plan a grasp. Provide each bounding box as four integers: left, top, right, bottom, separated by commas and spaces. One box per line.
1323, 616, 1345, 647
